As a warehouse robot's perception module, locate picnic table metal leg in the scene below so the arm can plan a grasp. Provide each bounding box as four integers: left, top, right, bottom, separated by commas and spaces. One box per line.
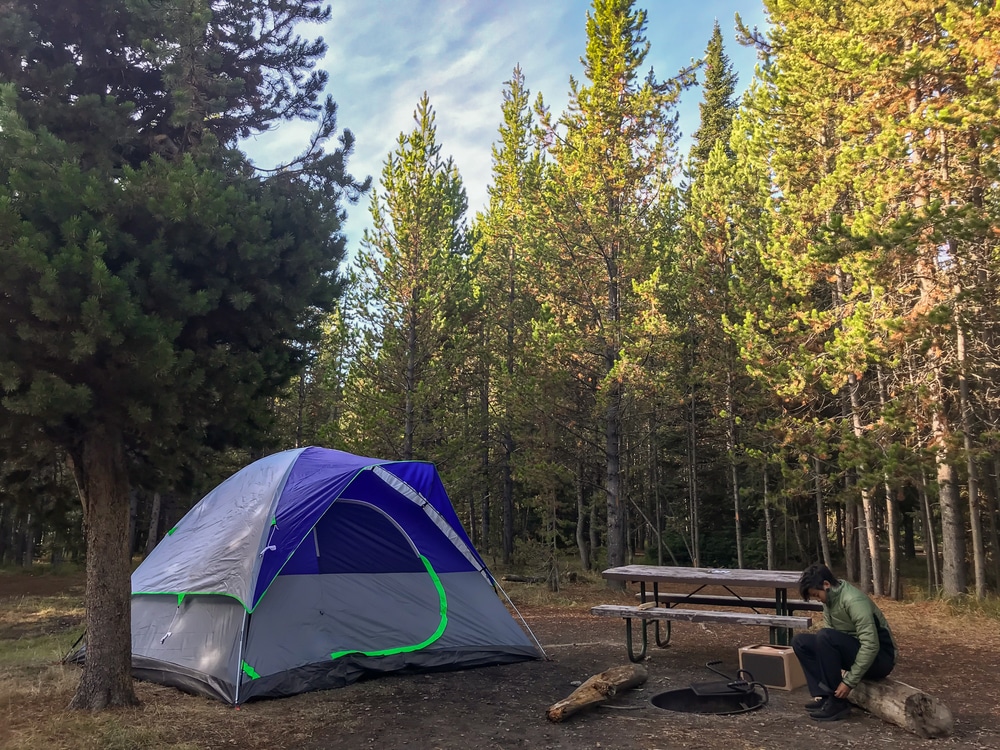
654, 620, 671, 648
772, 587, 790, 646
624, 617, 647, 662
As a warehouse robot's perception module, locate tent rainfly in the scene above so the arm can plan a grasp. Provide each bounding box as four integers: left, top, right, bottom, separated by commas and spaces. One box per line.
121, 447, 541, 703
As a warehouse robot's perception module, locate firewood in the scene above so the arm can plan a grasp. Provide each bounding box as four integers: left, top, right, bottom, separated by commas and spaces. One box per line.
546, 664, 648, 722
848, 677, 953, 738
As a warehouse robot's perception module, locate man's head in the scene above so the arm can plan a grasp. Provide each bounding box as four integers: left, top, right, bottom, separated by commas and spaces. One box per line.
799, 563, 839, 603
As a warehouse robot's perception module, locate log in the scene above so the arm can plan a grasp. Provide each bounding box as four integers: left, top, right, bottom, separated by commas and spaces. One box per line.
848, 677, 954, 738
501, 574, 546, 583
546, 664, 648, 722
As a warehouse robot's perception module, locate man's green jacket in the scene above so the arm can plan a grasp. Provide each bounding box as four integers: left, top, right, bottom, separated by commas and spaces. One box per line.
822, 580, 897, 687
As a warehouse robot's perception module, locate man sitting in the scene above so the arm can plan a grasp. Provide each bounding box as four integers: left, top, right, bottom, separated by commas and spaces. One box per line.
792, 563, 897, 721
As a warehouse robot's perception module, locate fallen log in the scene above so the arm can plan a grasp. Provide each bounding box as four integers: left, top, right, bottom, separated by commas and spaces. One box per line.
848, 677, 953, 738
501, 574, 546, 583
546, 664, 648, 722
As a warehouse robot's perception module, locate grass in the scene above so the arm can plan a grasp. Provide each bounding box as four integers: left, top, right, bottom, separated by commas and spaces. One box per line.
0, 571, 369, 750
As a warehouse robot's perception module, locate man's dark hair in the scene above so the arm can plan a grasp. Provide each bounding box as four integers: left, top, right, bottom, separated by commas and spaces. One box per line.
799, 563, 839, 601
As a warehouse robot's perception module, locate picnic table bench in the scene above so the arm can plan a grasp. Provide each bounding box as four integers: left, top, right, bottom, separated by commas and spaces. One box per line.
595, 565, 815, 662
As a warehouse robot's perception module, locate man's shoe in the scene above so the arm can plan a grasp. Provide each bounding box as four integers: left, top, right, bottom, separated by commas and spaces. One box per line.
804, 696, 826, 710
810, 697, 851, 721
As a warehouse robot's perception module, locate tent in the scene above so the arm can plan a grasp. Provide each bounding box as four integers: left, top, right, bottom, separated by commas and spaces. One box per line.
125, 447, 542, 703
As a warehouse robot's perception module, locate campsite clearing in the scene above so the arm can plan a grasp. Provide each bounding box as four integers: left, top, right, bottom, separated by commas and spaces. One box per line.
2, 570, 1000, 750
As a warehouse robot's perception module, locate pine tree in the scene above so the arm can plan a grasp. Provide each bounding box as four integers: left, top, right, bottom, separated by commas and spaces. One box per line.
471, 67, 544, 563
345, 94, 469, 461
689, 21, 738, 173
0, 1, 363, 708
533, 0, 692, 582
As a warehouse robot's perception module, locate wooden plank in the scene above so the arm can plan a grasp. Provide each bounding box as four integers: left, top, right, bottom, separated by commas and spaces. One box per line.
591, 604, 811, 629
635, 592, 823, 612
602, 564, 802, 589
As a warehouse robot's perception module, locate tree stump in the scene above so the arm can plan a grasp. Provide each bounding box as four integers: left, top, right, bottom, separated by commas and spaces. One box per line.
546, 664, 648, 722
849, 677, 954, 738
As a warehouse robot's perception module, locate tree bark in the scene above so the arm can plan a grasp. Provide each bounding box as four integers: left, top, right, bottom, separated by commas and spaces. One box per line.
935, 427, 967, 597
848, 677, 953, 738
546, 664, 648, 722
67, 426, 139, 710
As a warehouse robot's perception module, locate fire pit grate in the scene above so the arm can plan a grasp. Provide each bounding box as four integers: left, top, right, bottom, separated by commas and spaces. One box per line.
649, 661, 769, 716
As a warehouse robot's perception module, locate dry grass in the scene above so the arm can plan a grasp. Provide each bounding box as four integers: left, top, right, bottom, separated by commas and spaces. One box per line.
0, 581, 369, 750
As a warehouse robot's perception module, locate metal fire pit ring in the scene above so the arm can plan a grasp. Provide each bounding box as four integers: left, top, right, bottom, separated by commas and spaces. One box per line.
650, 661, 769, 715
649, 686, 766, 715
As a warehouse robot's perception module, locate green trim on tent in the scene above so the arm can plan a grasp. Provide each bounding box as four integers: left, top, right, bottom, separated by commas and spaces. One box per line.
241, 661, 260, 680
177, 593, 186, 607
167, 526, 178, 535
330, 554, 448, 661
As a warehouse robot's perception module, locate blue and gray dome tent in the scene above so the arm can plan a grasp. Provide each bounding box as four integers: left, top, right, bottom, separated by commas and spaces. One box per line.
128, 447, 543, 703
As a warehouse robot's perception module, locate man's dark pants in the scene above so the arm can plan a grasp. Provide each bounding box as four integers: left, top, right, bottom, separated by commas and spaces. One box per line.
792, 629, 894, 697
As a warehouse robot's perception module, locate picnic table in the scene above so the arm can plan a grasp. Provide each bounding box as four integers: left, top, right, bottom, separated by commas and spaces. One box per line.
592, 564, 820, 662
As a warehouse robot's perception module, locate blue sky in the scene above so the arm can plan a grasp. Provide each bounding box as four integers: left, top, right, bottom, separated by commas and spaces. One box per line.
243, 1, 769, 251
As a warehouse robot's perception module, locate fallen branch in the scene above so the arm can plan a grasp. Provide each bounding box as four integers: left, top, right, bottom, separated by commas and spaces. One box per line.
546, 664, 648, 722
501, 575, 546, 584
849, 677, 953, 738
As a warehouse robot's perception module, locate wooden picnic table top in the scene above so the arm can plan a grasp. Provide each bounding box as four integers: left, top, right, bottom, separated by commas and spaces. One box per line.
600, 564, 804, 590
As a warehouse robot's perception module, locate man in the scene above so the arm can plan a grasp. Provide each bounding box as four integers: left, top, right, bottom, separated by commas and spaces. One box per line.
792, 563, 897, 722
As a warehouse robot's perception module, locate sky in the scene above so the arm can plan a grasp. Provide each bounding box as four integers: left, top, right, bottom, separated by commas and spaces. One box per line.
243, 1, 770, 253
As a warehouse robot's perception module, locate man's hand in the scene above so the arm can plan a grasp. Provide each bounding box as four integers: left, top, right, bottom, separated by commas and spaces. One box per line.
834, 682, 852, 700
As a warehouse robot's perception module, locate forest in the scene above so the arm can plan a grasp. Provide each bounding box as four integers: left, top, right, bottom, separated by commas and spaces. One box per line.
1, 0, 999, 707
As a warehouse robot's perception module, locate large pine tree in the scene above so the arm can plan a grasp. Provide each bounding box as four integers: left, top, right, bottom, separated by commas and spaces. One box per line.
0, 0, 364, 708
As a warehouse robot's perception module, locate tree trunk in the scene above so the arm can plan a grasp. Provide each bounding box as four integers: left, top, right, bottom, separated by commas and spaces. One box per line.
479, 373, 490, 553
501, 430, 515, 567
884, 479, 903, 600
67, 427, 139, 710
935, 426, 967, 596
845, 498, 859, 583
876, 362, 901, 598
957, 321, 987, 598
145, 491, 162, 556
546, 664, 648, 722
688, 371, 700, 567
987, 456, 1000, 588
127, 489, 140, 558
814, 456, 832, 568
605, 351, 625, 589
763, 466, 775, 570
917, 467, 941, 591
848, 677, 953, 739
576, 465, 591, 572
726, 370, 743, 568
21, 511, 35, 567
847, 370, 881, 595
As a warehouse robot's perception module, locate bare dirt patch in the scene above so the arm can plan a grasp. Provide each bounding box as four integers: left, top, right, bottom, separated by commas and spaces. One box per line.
2, 575, 998, 750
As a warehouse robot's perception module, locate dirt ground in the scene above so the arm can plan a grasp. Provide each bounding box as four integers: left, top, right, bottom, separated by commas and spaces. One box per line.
2, 573, 1000, 750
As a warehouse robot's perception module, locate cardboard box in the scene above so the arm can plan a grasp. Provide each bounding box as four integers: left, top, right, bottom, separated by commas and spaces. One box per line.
738, 644, 807, 691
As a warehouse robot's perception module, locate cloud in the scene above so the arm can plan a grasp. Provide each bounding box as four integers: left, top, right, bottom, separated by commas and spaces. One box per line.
242, 1, 768, 252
